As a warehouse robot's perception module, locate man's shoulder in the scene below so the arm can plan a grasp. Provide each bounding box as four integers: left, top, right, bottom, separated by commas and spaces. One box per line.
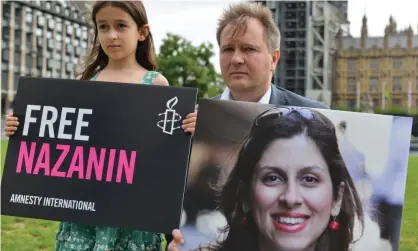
276, 86, 329, 109
209, 87, 329, 110
212, 94, 222, 100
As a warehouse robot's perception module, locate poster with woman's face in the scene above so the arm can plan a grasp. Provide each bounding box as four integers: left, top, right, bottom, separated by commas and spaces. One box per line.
180, 99, 412, 251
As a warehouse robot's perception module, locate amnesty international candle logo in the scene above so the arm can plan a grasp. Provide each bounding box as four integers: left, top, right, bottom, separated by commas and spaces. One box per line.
157, 96, 182, 135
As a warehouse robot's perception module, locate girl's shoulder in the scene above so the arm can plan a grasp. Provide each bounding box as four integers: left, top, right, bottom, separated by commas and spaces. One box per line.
142, 71, 169, 86
141, 71, 159, 85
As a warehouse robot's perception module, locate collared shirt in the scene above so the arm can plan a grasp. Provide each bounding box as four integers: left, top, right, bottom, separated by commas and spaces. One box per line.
219, 86, 272, 104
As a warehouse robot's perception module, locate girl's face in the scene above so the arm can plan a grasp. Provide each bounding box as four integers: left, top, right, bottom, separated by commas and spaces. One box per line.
95, 6, 149, 61
250, 134, 344, 251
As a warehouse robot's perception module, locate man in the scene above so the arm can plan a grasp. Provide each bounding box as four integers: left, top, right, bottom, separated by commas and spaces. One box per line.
212, 3, 327, 109
171, 2, 328, 250
181, 1, 327, 135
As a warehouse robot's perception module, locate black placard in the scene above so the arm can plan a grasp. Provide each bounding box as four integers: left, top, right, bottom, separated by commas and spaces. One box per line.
1, 76, 198, 234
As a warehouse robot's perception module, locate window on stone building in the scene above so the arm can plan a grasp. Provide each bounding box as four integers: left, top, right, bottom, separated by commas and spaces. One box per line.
56, 60, 61, 71
370, 59, 379, 72
37, 15, 45, 27
47, 39, 54, 51
392, 98, 402, 107
14, 6, 22, 29
66, 63, 72, 74
416, 77, 418, 91
369, 77, 378, 92
36, 27, 42, 37
2, 49, 9, 63
36, 36, 42, 48
347, 59, 356, 72
26, 33, 32, 50
25, 8, 33, 25
75, 25, 82, 38
392, 77, 402, 92
55, 4, 61, 13
372, 98, 379, 107
347, 99, 356, 109
392, 59, 402, 70
57, 20, 62, 32
25, 67, 31, 76
25, 53, 31, 74
66, 24, 73, 36
266, 1, 275, 9
3, 3, 11, 20
56, 33, 62, 42
2, 27, 10, 41
347, 77, 356, 93
14, 73, 20, 90
2, 70, 8, 91
47, 17, 55, 31
36, 54, 42, 68
14, 51, 21, 71
14, 30, 21, 46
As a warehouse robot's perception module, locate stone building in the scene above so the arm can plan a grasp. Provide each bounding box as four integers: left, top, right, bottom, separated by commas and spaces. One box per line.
1, 0, 93, 114
333, 15, 418, 112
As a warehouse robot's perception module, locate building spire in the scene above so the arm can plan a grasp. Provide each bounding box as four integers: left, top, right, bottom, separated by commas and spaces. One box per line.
407, 25, 413, 48
387, 15, 397, 34
361, 14, 368, 48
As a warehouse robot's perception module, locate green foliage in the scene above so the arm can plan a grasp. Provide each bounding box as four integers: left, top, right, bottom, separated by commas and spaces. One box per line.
331, 105, 366, 113
157, 33, 223, 99
374, 107, 418, 116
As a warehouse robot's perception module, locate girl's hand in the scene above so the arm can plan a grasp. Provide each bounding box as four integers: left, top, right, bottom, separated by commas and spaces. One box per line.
167, 229, 184, 251
4, 114, 19, 137
182, 112, 197, 137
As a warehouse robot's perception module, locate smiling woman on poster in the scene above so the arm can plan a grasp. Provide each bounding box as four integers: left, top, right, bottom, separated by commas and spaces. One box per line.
192, 107, 365, 251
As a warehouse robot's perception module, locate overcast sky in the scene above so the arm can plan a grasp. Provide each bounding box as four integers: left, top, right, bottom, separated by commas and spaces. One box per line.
143, 0, 418, 73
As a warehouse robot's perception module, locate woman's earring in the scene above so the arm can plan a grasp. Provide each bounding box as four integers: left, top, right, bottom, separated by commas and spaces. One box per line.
329, 216, 340, 230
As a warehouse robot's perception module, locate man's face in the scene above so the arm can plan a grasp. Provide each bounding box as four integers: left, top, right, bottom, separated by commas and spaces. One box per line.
219, 18, 280, 94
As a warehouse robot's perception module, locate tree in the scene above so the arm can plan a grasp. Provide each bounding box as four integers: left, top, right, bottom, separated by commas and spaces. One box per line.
157, 33, 223, 99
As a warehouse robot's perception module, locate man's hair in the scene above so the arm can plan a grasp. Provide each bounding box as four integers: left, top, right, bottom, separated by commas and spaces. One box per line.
216, 2, 281, 52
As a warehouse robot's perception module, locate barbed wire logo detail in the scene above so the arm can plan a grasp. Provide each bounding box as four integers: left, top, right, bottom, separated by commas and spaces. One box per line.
157, 96, 182, 135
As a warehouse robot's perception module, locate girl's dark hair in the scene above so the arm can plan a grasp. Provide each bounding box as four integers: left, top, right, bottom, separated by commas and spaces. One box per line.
77, 1, 157, 80
199, 107, 364, 251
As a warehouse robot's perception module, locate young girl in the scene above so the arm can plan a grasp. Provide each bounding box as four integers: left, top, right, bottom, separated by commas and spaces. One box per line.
4, 1, 193, 250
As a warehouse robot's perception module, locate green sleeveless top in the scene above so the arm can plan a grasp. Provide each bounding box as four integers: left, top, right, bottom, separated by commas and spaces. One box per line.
89, 70, 159, 84
55, 71, 167, 251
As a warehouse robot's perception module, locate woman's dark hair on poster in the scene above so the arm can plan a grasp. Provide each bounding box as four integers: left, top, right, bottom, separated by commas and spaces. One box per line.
199, 108, 364, 251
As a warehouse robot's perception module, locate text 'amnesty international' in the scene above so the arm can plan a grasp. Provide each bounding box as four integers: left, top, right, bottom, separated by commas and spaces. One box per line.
9, 193, 96, 212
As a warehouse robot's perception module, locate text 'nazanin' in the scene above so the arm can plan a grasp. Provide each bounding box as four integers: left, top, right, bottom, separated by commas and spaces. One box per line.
16, 105, 137, 184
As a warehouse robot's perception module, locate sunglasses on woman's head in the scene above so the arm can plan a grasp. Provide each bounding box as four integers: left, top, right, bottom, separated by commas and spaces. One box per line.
254, 106, 314, 126
242, 107, 314, 149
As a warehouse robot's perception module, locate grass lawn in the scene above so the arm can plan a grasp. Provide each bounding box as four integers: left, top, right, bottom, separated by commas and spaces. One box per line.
1, 140, 59, 251
398, 155, 418, 250
1, 139, 418, 250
